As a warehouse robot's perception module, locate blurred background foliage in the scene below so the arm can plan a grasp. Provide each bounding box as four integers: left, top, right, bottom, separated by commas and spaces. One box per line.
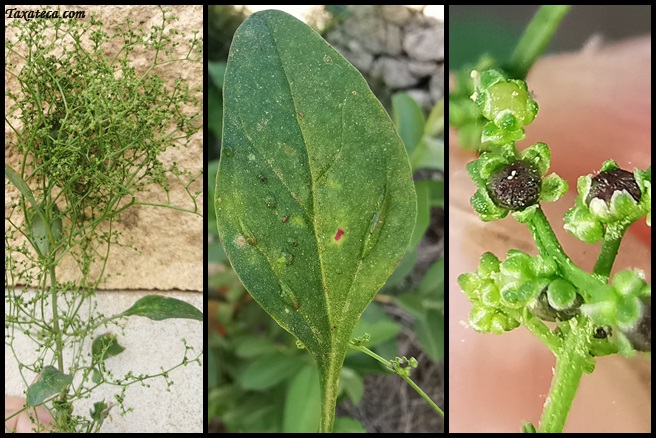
207, 5, 444, 432
449, 5, 651, 70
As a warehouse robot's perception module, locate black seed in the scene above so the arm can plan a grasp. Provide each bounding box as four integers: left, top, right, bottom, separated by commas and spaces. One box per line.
529, 288, 582, 322
486, 161, 542, 211
622, 297, 651, 352
593, 326, 612, 339
586, 168, 641, 205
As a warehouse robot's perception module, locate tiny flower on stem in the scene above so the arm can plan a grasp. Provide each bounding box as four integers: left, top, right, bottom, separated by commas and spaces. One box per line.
467, 142, 568, 222
564, 160, 651, 243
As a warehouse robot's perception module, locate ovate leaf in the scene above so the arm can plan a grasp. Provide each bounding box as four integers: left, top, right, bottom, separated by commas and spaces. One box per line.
91, 333, 126, 362
333, 417, 366, 433
416, 309, 444, 362
5, 164, 41, 212
283, 364, 321, 432
238, 352, 304, 390
121, 295, 202, 321
392, 92, 425, 158
216, 10, 416, 432
26, 366, 73, 406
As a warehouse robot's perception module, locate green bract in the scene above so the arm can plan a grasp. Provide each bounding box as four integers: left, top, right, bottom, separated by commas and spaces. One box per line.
564, 160, 651, 243
471, 69, 539, 145
467, 142, 568, 221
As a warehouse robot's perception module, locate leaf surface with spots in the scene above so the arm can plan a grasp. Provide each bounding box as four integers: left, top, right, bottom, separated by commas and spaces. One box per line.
215, 10, 416, 431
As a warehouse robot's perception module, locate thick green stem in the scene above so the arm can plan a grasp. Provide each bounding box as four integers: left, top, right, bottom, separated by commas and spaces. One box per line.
524, 208, 613, 303
48, 265, 69, 426
539, 317, 593, 432
506, 308, 561, 353
318, 355, 341, 432
593, 223, 627, 281
507, 5, 572, 79
48, 267, 64, 372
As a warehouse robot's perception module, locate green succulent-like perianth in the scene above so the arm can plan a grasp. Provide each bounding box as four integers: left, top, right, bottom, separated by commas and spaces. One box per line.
448, 56, 497, 152
564, 160, 651, 243
458, 252, 519, 334
471, 69, 539, 145
467, 142, 568, 222
457, 249, 597, 332
581, 269, 651, 354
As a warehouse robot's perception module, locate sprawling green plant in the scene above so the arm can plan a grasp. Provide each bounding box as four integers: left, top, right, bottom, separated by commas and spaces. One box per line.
214, 10, 443, 432
5, 7, 203, 433
450, 6, 651, 433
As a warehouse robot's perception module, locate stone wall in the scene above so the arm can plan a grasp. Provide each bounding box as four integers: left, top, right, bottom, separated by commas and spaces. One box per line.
325, 5, 444, 111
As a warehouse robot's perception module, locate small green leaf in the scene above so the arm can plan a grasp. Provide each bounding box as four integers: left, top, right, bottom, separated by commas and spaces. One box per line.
334, 417, 367, 433
26, 365, 73, 406
283, 364, 321, 433
208, 61, 227, 89
208, 160, 220, 227
424, 98, 444, 138
395, 292, 425, 319
428, 179, 444, 207
121, 295, 202, 321
5, 164, 41, 212
233, 336, 279, 359
90, 400, 113, 423
29, 210, 51, 255
208, 239, 227, 264
416, 310, 444, 362
208, 85, 223, 140
27, 203, 63, 256
92, 368, 102, 384
91, 333, 125, 362
412, 137, 444, 171
419, 258, 444, 300
338, 367, 364, 405
385, 246, 418, 288
408, 180, 431, 249
238, 352, 304, 390
392, 92, 425, 158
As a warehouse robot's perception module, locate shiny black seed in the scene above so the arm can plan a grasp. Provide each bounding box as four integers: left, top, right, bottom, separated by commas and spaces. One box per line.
593, 326, 612, 339
486, 161, 541, 211
586, 168, 641, 205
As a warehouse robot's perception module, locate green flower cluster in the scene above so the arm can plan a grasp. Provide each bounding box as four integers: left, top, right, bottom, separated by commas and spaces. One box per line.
459, 250, 650, 354
458, 251, 574, 333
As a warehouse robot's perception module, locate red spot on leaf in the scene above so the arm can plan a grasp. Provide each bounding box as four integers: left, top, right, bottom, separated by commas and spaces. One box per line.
334, 228, 344, 241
